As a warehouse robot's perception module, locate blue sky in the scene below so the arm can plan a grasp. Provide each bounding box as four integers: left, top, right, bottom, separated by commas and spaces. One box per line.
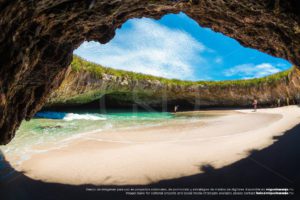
74, 13, 291, 81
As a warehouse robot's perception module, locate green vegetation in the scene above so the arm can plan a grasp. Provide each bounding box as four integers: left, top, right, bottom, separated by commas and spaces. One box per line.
72, 55, 293, 88
47, 56, 295, 106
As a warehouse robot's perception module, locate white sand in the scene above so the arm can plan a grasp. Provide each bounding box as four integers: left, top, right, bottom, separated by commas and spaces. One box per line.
7, 106, 300, 185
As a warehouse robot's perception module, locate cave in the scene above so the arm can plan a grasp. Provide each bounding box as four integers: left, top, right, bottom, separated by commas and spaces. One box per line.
0, 0, 299, 144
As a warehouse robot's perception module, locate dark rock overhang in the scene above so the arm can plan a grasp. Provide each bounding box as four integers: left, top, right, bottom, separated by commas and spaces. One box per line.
0, 0, 299, 144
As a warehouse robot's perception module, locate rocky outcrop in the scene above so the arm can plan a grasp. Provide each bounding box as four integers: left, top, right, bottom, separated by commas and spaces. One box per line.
47, 57, 300, 109
0, 0, 299, 144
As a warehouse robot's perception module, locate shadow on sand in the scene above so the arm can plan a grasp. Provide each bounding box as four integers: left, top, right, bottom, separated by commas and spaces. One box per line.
1, 124, 300, 200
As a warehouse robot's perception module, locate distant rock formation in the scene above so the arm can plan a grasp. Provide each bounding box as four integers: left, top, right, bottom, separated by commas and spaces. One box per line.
47, 57, 300, 109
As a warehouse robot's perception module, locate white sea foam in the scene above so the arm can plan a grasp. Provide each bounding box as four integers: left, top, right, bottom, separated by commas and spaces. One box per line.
63, 113, 106, 121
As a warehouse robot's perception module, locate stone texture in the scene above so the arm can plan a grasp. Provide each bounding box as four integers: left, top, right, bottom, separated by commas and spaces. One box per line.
47, 65, 300, 109
0, 0, 299, 144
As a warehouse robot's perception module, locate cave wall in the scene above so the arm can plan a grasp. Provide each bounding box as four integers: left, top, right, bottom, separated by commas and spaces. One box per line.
0, 0, 299, 144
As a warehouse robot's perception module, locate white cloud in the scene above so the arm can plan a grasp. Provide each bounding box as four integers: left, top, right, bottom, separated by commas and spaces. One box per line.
224, 63, 281, 79
215, 57, 223, 64
74, 18, 206, 80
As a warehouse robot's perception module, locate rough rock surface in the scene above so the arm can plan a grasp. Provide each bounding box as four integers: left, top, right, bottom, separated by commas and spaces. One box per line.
47, 65, 300, 109
0, 0, 299, 144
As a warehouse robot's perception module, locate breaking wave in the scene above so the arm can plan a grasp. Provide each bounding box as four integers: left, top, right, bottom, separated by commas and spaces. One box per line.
34, 111, 106, 121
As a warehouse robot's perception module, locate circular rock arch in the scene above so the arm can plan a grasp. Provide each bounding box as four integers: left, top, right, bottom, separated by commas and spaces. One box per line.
0, 0, 299, 144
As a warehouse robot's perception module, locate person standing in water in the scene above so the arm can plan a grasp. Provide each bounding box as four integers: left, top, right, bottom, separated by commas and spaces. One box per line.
174, 105, 179, 113
253, 98, 258, 112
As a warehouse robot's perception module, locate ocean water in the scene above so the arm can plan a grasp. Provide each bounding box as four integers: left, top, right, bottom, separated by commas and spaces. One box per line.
0, 109, 220, 165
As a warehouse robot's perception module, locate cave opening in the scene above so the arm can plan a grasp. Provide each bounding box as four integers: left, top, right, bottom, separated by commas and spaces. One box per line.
53, 12, 293, 112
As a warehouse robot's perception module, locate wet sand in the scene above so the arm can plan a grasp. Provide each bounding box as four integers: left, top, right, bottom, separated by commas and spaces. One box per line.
4, 106, 300, 186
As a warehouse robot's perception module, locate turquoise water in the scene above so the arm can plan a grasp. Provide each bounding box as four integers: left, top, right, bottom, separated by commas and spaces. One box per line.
0, 109, 218, 164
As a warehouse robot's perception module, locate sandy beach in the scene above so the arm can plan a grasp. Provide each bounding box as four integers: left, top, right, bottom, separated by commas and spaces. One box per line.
4, 106, 300, 186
